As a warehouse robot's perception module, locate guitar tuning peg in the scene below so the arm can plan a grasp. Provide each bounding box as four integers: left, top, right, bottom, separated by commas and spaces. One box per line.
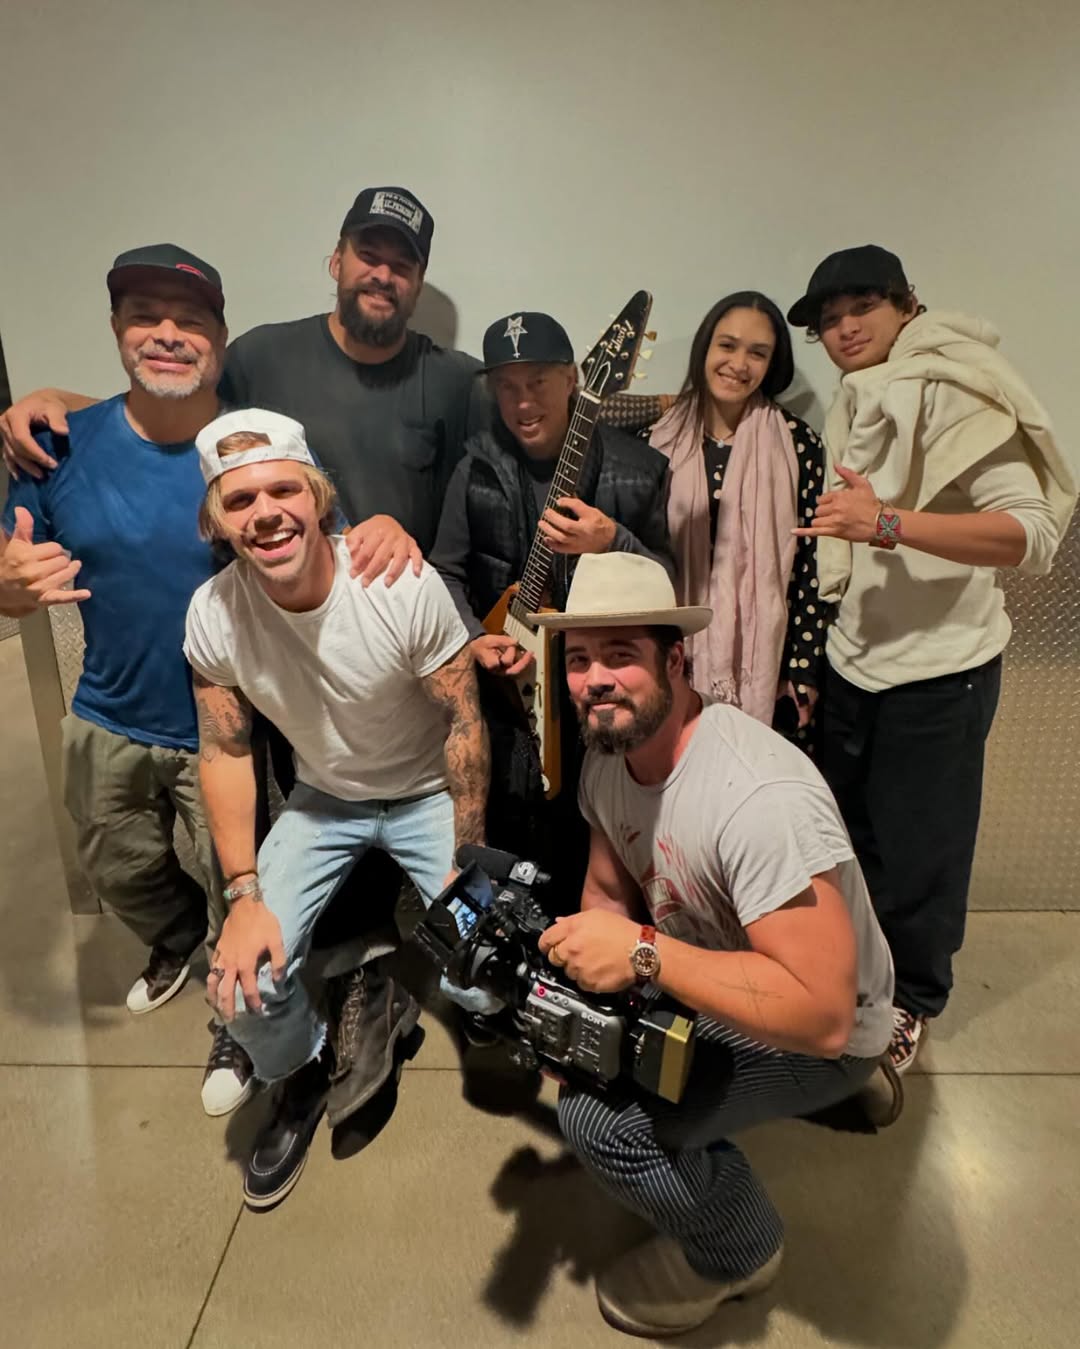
638, 349, 653, 360
645, 331, 657, 341
633, 371, 647, 380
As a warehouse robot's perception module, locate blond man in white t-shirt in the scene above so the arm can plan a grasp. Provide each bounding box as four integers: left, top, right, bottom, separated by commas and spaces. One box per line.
183, 409, 489, 1211
527, 553, 894, 1340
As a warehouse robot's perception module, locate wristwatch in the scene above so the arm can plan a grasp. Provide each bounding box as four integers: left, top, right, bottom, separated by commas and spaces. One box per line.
629, 925, 661, 982
870, 502, 902, 550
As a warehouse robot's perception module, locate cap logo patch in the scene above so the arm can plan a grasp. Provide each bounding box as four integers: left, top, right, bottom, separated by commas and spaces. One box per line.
175, 263, 208, 280
504, 315, 527, 359
370, 190, 423, 235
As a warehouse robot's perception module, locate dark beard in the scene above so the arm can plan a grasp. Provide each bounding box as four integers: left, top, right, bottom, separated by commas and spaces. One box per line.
338, 282, 408, 349
577, 668, 674, 754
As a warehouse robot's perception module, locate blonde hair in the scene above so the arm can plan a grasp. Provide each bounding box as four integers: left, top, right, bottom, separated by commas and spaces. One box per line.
198, 446, 339, 542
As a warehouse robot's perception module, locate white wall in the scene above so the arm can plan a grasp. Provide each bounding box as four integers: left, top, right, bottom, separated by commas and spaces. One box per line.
2, 0, 1078, 452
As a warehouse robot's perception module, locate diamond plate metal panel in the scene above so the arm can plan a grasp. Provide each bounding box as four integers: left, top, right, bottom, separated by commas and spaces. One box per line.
48, 605, 85, 706
971, 505, 1080, 909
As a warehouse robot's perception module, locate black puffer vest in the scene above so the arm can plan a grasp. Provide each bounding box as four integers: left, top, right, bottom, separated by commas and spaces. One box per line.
460, 417, 668, 618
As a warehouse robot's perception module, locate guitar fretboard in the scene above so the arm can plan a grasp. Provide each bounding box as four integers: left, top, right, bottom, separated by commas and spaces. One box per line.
512, 390, 603, 620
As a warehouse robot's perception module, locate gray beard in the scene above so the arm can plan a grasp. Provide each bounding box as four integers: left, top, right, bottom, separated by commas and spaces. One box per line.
577, 676, 674, 754
132, 366, 207, 400
338, 285, 408, 349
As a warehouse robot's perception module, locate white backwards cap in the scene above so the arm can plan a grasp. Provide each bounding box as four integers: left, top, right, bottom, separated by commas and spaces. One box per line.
195, 408, 316, 485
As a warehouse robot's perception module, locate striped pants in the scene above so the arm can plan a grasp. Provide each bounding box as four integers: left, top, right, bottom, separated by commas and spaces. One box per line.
557, 1019, 876, 1281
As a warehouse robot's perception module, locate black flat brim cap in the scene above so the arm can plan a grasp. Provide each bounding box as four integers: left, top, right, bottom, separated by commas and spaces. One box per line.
480, 311, 575, 372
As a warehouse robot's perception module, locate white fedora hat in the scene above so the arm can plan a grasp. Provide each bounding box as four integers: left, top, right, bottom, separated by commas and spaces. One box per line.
529, 553, 711, 636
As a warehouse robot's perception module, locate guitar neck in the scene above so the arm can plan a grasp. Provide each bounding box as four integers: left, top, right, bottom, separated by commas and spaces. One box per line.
513, 390, 603, 619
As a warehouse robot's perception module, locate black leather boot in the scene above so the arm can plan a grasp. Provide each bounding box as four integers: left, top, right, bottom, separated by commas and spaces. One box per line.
243, 1046, 332, 1211
326, 962, 421, 1129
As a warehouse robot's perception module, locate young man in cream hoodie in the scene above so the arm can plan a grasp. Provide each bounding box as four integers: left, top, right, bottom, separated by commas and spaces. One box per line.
788, 245, 1076, 1072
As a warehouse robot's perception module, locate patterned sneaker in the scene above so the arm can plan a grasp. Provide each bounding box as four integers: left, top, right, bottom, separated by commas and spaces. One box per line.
889, 1007, 928, 1075
201, 1022, 255, 1117
597, 1233, 782, 1337
126, 945, 191, 1015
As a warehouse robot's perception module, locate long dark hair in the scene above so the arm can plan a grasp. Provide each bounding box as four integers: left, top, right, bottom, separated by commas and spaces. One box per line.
670, 291, 795, 438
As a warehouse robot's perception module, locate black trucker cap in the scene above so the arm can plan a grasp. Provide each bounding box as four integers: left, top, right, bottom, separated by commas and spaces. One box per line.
340, 186, 434, 267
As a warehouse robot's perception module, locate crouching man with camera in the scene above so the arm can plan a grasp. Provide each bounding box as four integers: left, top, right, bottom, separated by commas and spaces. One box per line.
530, 553, 895, 1339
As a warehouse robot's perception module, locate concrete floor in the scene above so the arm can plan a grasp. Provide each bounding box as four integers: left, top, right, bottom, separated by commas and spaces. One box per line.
2, 632, 1078, 1349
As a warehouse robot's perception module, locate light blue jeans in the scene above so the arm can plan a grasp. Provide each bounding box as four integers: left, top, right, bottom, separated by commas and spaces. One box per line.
225, 783, 493, 1083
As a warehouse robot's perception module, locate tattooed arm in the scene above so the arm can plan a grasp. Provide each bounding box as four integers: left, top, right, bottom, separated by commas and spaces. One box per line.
194, 671, 288, 1020
193, 671, 259, 888
421, 642, 490, 854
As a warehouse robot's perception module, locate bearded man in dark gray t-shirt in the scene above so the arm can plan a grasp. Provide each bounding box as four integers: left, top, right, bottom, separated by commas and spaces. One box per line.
529, 552, 894, 1341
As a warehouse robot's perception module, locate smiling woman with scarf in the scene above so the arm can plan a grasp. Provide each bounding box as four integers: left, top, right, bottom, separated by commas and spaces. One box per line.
649, 291, 827, 750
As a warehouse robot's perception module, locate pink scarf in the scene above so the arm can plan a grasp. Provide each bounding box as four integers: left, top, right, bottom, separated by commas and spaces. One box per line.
650, 394, 799, 722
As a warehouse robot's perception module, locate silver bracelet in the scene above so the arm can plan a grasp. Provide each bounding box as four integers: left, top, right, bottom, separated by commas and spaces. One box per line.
223, 876, 262, 902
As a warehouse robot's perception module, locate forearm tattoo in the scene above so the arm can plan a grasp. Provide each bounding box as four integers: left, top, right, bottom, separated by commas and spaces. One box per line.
422, 645, 490, 847
193, 671, 255, 764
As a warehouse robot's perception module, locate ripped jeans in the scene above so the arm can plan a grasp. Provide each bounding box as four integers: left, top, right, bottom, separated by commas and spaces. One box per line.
224, 782, 494, 1083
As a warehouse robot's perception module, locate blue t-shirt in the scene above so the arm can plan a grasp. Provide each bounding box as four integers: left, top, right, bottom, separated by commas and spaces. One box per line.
2, 395, 214, 751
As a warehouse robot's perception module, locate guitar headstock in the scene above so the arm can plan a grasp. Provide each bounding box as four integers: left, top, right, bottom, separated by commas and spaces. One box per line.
580, 290, 654, 399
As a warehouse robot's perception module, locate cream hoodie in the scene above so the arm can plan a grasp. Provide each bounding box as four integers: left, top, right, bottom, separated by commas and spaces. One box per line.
821, 310, 1076, 692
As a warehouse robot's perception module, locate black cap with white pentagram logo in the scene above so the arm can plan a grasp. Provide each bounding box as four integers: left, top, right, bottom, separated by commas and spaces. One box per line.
480, 312, 575, 372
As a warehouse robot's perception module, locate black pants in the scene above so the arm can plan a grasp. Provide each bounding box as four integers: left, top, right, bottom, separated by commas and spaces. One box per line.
821, 655, 1002, 1019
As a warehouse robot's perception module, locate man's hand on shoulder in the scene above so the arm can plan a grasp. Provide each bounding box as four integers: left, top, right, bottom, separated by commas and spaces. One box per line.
0, 507, 90, 617
345, 514, 422, 587
0, 389, 80, 480
539, 909, 639, 993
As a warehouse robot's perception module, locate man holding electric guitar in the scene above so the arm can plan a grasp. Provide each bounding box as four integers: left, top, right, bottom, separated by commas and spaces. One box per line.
431, 301, 673, 907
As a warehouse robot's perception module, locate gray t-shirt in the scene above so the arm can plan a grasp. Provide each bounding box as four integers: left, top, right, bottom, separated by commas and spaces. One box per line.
579, 702, 894, 1059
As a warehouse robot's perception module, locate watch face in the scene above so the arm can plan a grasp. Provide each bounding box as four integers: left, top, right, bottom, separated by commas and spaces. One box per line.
632, 944, 661, 979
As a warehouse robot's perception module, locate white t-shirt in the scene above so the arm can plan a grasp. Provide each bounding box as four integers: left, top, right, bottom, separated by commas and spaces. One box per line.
184, 537, 469, 802
580, 702, 894, 1060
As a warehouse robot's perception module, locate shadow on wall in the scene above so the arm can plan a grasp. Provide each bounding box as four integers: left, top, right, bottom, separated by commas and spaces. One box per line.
411, 282, 461, 351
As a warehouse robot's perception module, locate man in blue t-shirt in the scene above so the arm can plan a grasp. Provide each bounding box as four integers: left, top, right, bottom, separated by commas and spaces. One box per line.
0, 244, 258, 1114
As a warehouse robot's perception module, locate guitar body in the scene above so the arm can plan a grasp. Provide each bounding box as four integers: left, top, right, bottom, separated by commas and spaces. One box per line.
484, 585, 561, 800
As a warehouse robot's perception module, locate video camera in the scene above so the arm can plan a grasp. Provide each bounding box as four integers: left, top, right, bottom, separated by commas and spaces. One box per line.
412, 845, 696, 1103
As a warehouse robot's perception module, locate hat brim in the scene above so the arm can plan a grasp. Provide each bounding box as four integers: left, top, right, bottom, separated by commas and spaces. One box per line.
478, 355, 575, 375
107, 263, 224, 316
527, 605, 712, 636
786, 293, 815, 327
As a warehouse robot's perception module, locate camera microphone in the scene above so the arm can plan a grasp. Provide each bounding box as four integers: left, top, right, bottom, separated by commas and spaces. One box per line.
455, 845, 550, 889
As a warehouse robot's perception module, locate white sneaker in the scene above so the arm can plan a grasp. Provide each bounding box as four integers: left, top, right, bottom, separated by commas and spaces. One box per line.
126, 945, 191, 1015
201, 1022, 255, 1117
597, 1233, 782, 1337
